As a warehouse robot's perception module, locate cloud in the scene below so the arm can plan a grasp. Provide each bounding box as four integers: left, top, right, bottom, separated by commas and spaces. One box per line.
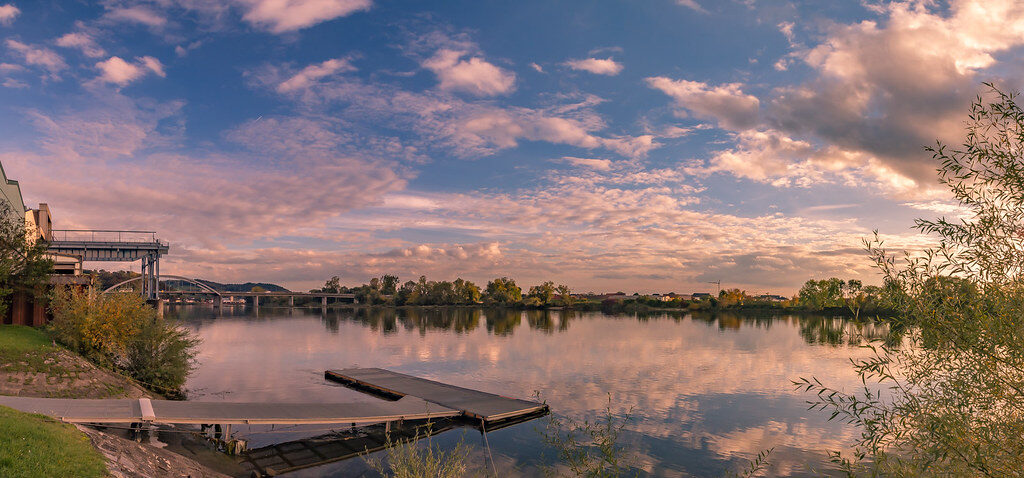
422, 49, 516, 96
104, 6, 167, 28
646, 77, 760, 130
277, 57, 355, 93
56, 31, 106, 58
26, 96, 182, 160
235, 0, 371, 33
676, 0, 707, 14
5, 39, 66, 77
174, 41, 202, 58
95, 56, 166, 85
565, 57, 624, 76
258, 59, 655, 159
561, 156, 614, 171
0, 4, 18, 25
530, 62, 544, 73
8, 95, 407, 250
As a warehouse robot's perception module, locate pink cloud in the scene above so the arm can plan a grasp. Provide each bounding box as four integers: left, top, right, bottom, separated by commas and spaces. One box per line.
95, 56, 165, 86
0, 4, 19, 25
104, 6, 167, 28
276, 57, 355, 93
422, 49, 516, 96
236, 0, 371, 33
646, 77, 760, 130
565, 57, 624, 76
56, 31, 106, 58
6, 39, 66, 77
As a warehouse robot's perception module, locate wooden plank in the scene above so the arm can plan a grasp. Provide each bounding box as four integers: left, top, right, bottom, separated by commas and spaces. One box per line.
325, 368, 548, 422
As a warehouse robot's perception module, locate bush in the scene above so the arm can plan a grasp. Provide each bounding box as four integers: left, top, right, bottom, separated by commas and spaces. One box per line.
48, 287, 198, 396
365, 427, 473, 478
124, 315, 199, 395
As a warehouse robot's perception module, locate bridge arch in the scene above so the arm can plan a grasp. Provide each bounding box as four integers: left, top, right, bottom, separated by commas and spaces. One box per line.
102, 275, 222, 297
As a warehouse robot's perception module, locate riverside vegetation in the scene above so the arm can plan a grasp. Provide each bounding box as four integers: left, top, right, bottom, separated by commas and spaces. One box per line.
796, 84, 1024, 475
47, 287, 200, 397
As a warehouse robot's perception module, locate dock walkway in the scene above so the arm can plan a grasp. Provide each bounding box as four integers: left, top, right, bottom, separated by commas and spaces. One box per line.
325, 368, 548, 423
0, 395, 458, 425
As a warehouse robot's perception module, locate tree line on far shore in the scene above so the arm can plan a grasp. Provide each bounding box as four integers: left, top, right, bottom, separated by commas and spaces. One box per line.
312, 274, 899, 315
316, 275, 576, 308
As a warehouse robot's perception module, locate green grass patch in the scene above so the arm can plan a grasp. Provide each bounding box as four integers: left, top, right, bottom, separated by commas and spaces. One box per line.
0, 325, 55, 355
0, 405, 108, 478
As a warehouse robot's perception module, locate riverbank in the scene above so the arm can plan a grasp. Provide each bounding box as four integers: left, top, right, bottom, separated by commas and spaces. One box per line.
0, 325, 230, 478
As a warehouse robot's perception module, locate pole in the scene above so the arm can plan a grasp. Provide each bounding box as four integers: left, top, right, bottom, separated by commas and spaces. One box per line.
154, 255, 160, 299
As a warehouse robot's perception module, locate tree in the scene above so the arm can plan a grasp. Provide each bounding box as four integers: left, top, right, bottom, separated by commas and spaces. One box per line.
555, 284, 575, 307
484, 277, 522, 305
322, 276, 341, 293
0, 202, 52, 318
453, 278, 481, 304
379, 274, 399, 295
797, 278, 844, 309
717, 288, 749, 308
527, 281, 556, 306
800, 85, 1024, 476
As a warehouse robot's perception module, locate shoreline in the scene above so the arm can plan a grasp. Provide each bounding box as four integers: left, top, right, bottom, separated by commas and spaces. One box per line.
0, 325, 237, 478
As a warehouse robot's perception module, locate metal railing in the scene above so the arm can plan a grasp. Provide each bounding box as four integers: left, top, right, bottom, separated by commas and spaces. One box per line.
49, 229, 162, 244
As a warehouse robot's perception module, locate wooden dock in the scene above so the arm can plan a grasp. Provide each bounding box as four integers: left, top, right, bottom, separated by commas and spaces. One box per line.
325, 368, 548, 423
0, 395, 458, 425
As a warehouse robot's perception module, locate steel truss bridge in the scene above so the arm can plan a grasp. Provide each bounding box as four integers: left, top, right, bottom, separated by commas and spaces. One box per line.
48, 229, 168, 300
48, 229, 358, 306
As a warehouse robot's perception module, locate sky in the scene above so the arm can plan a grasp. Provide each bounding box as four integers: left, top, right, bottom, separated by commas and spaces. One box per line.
1, 0, 1020, 294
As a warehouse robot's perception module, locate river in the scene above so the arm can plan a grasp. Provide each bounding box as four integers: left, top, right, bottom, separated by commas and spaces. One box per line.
171, 306, 886, 477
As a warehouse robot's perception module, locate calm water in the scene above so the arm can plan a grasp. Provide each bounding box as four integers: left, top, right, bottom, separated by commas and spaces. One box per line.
171, 306, 886, 477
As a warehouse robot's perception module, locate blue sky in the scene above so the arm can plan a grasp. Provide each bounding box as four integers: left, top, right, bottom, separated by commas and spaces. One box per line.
1, 0, 1020, 293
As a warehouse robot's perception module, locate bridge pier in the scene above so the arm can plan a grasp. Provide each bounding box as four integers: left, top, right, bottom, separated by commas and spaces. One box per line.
322, 296, 327, 307
253, 295, 259, 308
289, 296, 294, 307
213, 296, 222, 308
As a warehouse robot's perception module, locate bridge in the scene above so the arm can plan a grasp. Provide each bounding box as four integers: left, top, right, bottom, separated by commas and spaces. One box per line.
47, 229, 359, 307
48, 229, 169, 300
103, 275, 358, 307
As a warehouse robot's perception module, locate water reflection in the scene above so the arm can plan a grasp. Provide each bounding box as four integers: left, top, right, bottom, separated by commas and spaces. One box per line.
172, 306, 882, 476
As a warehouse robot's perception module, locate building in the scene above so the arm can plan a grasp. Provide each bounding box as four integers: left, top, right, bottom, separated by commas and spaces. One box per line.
0, 161, 26, 224
26, 203, 52, 241
0, 163, 88, 326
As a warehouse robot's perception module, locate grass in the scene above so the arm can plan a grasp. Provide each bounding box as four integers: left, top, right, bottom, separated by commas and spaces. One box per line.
0, 324, 55, 355
0, 325, 132, 399
0, 405, 108, 478
0, 325, 81, 378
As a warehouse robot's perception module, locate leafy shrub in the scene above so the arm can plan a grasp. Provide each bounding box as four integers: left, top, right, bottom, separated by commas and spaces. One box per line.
48, 287, 198, 395
124, 315, 199, 395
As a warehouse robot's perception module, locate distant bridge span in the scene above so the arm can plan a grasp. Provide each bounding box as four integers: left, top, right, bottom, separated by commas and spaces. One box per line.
103, 275, 221, 296
103, 275, 358, 306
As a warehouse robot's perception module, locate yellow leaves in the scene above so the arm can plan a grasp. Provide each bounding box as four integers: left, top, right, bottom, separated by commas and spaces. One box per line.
48, 286, 155, 365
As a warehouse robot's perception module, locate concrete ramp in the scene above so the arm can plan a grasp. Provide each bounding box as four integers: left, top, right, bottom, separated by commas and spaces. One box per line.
325, 368, 548, 422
